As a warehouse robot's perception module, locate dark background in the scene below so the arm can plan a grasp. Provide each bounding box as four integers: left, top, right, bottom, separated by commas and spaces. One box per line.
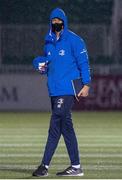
0, 0, 122, 110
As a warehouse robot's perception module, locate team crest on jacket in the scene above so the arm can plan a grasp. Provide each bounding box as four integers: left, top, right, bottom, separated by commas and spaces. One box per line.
59, 49, 65, 56
57, 98, 64, 108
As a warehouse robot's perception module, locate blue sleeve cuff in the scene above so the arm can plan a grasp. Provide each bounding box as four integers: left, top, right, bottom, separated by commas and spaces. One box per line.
33, 56, 48, 70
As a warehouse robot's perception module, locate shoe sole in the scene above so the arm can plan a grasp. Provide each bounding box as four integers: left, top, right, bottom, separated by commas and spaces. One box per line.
56, 173, 84, 177
33, 173, 48, 177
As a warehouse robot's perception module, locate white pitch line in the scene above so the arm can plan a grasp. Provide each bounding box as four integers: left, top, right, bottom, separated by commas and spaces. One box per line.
0, 135, 48, 138
0, 164, 122, 171
0, 143, 122, 147
0, 153, 122, 158
0, 140, 122, 143
0, 135, 122, 138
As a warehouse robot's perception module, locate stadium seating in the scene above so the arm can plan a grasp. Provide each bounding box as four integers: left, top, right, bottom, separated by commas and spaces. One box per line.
90, 56, 115, 65
2, 56, 34, 65
0, 0, 115, 68
0, 0, 114, 24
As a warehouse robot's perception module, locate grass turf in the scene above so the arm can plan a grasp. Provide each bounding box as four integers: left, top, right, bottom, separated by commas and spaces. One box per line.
0, 111, 122, 179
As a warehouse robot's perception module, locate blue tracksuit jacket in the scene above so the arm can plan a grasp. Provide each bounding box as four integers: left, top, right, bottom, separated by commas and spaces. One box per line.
33, 8, 91, 96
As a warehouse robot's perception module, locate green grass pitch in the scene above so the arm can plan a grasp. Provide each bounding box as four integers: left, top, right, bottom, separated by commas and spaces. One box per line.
0, 111, 122, 179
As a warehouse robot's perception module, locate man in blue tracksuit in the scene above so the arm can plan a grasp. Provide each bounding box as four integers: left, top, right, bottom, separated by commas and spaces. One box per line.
33, 8, 91, 177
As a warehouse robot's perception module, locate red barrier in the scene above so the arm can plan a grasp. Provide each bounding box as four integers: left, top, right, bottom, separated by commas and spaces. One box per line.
73, 75, 122, 110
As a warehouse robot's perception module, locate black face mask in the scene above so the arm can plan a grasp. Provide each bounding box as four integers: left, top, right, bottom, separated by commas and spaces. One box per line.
51, 23, 64, 33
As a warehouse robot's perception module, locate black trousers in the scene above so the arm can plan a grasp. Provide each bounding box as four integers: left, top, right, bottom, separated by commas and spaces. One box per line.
42, 95, 80, 166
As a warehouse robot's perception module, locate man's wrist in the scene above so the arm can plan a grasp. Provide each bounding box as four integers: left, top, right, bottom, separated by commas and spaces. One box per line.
84, 84, 90, 88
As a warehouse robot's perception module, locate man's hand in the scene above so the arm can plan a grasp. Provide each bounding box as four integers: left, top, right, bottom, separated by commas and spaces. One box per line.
78, 85, 90, 97
38, 63, 47, 74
